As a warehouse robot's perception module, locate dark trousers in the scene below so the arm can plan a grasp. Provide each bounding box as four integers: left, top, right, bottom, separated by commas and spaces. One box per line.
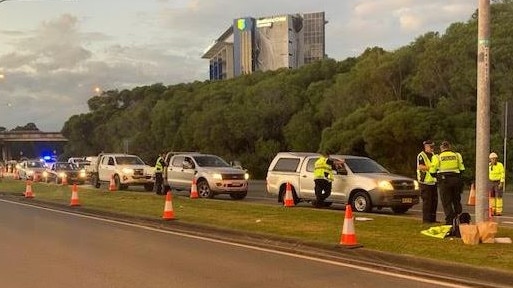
314, 179, 332, 204
438, 175, 463, 224
154, 172, 163, 195
420, 183, 438, 223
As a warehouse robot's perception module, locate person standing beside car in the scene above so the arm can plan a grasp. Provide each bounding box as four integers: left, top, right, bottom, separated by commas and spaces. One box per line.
429, 141, 465, 225
417, 140, 438, 223
154, 152, 166, 195
488, 152, 505, 216
313, 150, 344, 208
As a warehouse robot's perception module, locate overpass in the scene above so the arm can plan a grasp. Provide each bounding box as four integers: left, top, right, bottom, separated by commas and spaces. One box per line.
0, 131, 68, 161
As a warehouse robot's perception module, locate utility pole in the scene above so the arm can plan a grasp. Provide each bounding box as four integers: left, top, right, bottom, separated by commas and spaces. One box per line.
476, 0, 491, 223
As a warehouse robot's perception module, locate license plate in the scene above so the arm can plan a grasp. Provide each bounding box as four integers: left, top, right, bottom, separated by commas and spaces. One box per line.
402, 198, 412, 204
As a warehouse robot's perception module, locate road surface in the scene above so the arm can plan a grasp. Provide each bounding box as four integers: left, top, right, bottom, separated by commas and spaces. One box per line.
0, 199, 467, 288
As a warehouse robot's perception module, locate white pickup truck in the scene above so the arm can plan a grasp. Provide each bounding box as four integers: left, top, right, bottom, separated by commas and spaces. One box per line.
164, 152, 249, 199
266, 152, 420, 213
89, 153, 155, 191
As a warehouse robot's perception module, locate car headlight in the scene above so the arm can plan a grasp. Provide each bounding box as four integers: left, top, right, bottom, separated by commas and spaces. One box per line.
212, 173, 222, 180
378, 180, 394, 190
414, 180, 419, 190
80, 169, 86, 178
27, 170, 34, 176
244, 173, 250, 180
42, 171, 48, 177
59, 172, 66, 178
122, 168, 134, 175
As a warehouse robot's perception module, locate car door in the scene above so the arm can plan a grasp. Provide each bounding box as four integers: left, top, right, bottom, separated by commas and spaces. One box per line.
168, 155, 191, 190
299, 157, 317, 199
330, 163, 349, 203
99, 156, 115, 181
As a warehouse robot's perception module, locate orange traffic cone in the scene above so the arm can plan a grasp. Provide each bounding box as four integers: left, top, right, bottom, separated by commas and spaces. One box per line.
109, 174, 117, 192
339, 204, 362, 248
162, 190, 175, 220
70, 183, 81, 206
283, 182, 295, 207
24, 180, 34, 198
61, 175, 68, 186
467, 183, 476, 206
190, 178, 199, 199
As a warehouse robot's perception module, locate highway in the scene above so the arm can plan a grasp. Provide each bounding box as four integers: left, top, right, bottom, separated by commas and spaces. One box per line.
0, 199, 469, 288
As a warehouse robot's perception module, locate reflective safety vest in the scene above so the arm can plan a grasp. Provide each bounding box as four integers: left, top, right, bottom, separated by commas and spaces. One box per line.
155, 156, 164, 173
417, 151, 436, 185
314, 156, 334, 182
489, 162, 505, 182
430, 150, 464, 174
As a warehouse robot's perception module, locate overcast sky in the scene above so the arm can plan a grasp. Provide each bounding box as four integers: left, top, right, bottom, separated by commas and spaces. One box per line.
0, 0, 476, 132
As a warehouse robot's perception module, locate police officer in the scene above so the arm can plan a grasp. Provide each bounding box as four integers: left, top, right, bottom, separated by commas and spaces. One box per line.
489, 152, 505, 216
313, 150, 344, 208
154, 152, 166, 195
429, 141, 465, 225
417, 140, 438, 223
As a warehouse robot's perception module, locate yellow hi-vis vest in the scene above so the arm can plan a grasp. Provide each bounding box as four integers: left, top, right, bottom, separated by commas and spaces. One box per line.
155, 156, 164, 173
430, 150, 465, 174
417, 152, 436, 185
489, 162, 505, 182
314, 156, 334, 182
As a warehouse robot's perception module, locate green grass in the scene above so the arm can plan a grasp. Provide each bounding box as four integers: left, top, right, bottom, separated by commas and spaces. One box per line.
1, 178, 513, 272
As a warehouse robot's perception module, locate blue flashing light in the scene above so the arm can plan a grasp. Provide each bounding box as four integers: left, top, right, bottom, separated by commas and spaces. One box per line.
43, 156, 51, 161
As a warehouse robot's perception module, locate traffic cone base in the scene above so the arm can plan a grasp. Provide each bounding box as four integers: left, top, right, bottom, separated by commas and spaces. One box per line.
70, 184, 81, 206
283, 182, 295, 207
190, 179, 199, 199
109, 174, 117, 191
24, 180, 34, 198
339, 204, 362, 249
162, 191, 175, 220
467, 183, 476, 206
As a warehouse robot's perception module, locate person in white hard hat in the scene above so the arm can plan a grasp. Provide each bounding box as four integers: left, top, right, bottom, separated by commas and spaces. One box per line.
489, 152, 505, 216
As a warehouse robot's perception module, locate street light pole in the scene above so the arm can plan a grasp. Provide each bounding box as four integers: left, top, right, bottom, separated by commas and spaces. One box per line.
475, 0, 491, 223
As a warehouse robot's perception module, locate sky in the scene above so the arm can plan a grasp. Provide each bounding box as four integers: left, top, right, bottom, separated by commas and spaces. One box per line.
0, 0, 477, 132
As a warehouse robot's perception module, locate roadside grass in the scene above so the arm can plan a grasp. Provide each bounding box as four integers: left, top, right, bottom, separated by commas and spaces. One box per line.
1, 178, 513, 272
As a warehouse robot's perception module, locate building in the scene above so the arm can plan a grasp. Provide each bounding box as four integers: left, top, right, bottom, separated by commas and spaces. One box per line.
202, 12, 326, 80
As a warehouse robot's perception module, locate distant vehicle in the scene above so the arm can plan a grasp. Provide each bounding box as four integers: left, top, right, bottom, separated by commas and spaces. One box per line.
43, 162, 87, 184
89, 153, 154, 191
16, 159, 47, 181
68, 157, 85, 165
164, 152, 249, 199
266, 152, 420, 213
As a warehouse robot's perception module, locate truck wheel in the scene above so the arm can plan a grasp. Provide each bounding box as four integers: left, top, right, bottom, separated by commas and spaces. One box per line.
92, 174, 100, 188
229, 191, 247, 200
197, 179, 214, 198
351, 191, 372, 213
391, 206, 410, 214
144, 183, 154, 192
114, 175, 121, 191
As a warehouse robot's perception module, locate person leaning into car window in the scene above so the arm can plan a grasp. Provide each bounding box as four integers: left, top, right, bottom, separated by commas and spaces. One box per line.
313, 150, 344, 208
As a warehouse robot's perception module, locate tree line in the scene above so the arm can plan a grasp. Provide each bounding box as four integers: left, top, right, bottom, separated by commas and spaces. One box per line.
58, 1, 513, 180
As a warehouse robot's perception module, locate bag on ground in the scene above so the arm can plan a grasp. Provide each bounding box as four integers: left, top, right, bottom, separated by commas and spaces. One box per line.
459, 224, 480, 245
477, 221, 498, 244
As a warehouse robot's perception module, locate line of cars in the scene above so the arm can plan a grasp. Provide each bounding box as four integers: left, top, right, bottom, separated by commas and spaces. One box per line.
13, 158, 89, 184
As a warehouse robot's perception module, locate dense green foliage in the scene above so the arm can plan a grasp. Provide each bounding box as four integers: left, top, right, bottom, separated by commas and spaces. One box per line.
61, 2, 513, 179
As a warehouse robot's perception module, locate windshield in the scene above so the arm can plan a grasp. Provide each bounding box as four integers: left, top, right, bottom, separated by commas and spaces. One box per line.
27, 161, 45, 168
345, 158, 389, 173
56, 163, 78, 170
116, 156, 145, 165
193, 155, 230, 167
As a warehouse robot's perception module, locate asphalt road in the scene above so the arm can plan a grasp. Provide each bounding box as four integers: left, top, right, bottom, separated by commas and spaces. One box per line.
0, 199, 469, 288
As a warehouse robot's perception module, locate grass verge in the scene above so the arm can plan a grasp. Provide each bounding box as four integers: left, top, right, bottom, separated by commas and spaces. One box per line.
1, 178, 512, 272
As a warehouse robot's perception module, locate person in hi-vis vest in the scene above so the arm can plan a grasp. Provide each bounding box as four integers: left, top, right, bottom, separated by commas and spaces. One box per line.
488, 152, 505, 216
417, 140, 438, 223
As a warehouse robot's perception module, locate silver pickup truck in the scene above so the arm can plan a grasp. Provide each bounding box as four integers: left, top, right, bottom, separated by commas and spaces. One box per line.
266, 152, 420, 213
164, 152, 249, 199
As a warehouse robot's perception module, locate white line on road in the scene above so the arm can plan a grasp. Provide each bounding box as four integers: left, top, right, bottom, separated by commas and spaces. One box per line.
0, 199, 472, 288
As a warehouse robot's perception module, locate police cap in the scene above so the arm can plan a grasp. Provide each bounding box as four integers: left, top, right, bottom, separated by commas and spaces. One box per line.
489, 152, 498, 159
422, 140, 435, 146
